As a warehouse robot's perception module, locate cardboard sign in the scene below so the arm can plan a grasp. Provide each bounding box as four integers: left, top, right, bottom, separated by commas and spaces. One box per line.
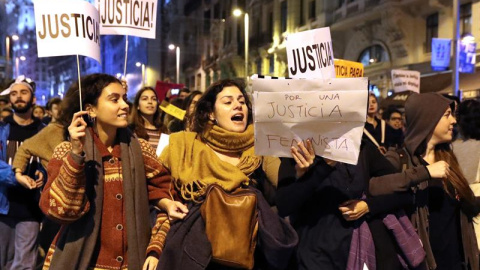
286, 27, 335, 79
34, 0, 101, 62
431, 38, 451, 71
159, 100, 186, 120
391, 69, 420, 93
98, 0, 158, 39
252, 77, 368, 165
334, 59, 364, 78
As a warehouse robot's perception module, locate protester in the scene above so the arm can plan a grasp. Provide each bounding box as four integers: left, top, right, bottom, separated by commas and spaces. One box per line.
12, 95, 65, 264
164, 98, 184, 133
167, 90, 202, 133
0, 107, 13, 122
364, 93, 404, 152
276, 135, 420, 270
129, 86, 168, 150
41, 97, 62, 125
383, 106, 404, 130
369, 93, 480, 270
32, 105, 45, 119
39, 73, 184, 270
452, 99, 480, 251
0, 76, 45, 270
155, 79, 295, 270
177, 87, 190, 100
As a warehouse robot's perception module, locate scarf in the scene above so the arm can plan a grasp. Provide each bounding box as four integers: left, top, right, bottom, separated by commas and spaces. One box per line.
48, 128, 151, 270
160, 124, 262, 201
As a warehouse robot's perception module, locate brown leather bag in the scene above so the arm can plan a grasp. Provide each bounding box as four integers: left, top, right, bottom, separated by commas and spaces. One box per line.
200, 184, 258, 269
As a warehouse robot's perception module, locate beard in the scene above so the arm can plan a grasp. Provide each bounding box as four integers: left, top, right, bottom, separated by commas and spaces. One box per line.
12, 99, 34, 114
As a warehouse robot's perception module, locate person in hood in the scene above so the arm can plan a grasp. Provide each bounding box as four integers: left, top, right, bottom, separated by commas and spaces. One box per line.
369, 93, 480, 270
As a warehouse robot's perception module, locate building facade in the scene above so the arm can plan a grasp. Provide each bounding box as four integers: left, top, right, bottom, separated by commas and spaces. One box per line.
162, 0, 480, 99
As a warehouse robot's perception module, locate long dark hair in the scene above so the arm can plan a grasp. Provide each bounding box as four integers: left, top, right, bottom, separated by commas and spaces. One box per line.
435, 143, 478, 216
129, 86, 167, 140
59, 73, 121, 137
192, 79, 252, 137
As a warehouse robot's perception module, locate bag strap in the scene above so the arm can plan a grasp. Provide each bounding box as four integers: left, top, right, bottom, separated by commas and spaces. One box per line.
476, 157, 480, 182
363, 128, 380, 148
380, 119, 386, 144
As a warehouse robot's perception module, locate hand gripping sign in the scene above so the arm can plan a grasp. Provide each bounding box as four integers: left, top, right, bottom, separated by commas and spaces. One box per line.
252, 77, 368, 165
35, 0, 101, 63
98, 0, 158, 39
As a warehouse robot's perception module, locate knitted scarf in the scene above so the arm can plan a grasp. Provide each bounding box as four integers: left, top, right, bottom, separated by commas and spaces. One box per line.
160, 124, 262, 201
47, 128, 151, 270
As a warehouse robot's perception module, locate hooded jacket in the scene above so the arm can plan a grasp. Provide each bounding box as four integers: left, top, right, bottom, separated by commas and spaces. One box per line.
369, 93, 479, 270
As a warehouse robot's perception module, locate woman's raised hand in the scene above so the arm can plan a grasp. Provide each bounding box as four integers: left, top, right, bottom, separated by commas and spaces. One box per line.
68, 111, 88, 155
291, 139, 315, 179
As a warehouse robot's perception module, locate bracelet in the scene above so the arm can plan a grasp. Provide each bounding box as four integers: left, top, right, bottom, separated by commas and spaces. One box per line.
14, 168, 22, 174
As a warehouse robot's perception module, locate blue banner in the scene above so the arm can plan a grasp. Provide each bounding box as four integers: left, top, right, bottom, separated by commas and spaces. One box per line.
431, 38, 451, 71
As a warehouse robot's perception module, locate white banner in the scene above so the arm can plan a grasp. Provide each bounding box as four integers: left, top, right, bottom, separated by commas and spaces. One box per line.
34, 0, 101, 62
391, 69, 420, 93
286, 27, 335, 79
252, 77, 368, 165
431, 38, 451, 71
98, 0, 158, 39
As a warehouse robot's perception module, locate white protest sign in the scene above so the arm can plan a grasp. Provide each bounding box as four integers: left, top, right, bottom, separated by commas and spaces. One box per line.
286, 27, 335, 79
156, 133, 169, 157
34, 0, 101, 62
252, 77, 368, 165
98, 0, 158, 39
391, 69, 420, 93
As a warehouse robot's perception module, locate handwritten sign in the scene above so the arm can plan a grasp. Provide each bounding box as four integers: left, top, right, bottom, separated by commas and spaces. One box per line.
98, 0, 158, 39
391, 69, 420, 93
34, 0, 101, 62
159, 100, 186, 120
286, 27, 335, 79
334, 59, 364, 78
252, 77, 368, 165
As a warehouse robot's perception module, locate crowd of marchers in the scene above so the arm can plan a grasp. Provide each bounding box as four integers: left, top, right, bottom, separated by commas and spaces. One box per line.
0, 74, 479, 270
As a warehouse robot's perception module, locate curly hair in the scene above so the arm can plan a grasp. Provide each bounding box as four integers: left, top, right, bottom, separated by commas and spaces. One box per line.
192, 79, 252, 137
129, 86, 167, 140
59, 73, 121, 135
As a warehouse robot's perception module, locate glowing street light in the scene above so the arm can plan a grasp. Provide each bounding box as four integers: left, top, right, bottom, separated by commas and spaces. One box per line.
19, 56, 26, 61
136, 62, 142, 67
11, 35, 19, 41
233, 8, 249, 80
169, 44, 180, 84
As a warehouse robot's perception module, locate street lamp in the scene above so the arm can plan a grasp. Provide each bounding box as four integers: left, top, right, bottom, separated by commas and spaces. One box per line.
136, 62, 146, 86
169, 44, 180, 84
233, 8, 249, 80
5, 34, 19, 80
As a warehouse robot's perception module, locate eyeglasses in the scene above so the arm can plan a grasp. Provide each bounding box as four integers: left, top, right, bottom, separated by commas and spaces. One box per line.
390, 117, 402, 121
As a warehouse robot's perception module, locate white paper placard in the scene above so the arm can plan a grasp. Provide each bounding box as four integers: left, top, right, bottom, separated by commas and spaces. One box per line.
98, 0, 158, 39
34, 0, 101, 62
286, 27, 335, 79
156, 133, 170, 157
391, 69, 420, 93
252, 77, 368, 165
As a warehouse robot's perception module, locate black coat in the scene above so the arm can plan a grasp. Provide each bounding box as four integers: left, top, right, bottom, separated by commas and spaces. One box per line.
276, 140, 413, 270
